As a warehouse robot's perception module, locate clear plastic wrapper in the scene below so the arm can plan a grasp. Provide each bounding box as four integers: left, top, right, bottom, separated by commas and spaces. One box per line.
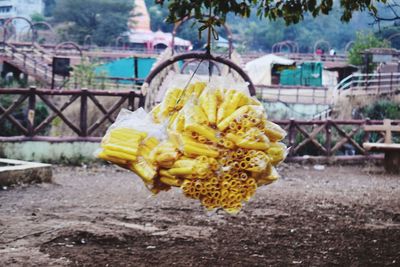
98, 79, 287, 214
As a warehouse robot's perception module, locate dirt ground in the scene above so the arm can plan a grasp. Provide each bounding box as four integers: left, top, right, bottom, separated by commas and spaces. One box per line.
0, 163, 399, 267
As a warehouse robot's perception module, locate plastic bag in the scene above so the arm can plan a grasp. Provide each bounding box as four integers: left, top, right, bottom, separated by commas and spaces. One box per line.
98, 79, 287, 214
97, 108, 166, 187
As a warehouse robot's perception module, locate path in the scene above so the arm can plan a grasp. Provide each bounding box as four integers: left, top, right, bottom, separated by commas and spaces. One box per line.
0, 164, 399, 266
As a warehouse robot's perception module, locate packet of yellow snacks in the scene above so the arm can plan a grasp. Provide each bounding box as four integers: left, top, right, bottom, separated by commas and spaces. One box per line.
98, 80, 287, 214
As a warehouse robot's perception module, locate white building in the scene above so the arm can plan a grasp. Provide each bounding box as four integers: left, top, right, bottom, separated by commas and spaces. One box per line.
0, 0, 45, 31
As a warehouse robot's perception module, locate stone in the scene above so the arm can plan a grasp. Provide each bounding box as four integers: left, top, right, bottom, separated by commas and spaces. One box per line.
0, 158, 52, 186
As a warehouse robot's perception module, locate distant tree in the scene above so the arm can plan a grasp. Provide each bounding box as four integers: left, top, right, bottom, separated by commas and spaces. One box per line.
348, 32, 389, 69
159, 0, 384, 24
155, 0, 389, 51
375, 24, 400, 49
43, 0, 56, 17
31, 12, 46, 23
370, 0, 400, 24
53, 0, 132, 46
146, 0, 171, 32
157, 0, 386, 38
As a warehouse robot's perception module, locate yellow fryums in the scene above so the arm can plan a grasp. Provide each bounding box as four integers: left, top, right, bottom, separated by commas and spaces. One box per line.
101, 144, 138, 156
130, 158, 157, 184
264, 120, 286, 142
97, 151, 128, 166
185, 123, 218, 143
200, 90, 218, 125
188, 105, 209, 125
217, 89, 235, 123
98, 82, 287, 214
110, 127, 148, 139
267, 142, 286, 165
217, 105, 250, 131
182, 143, 219, 158
161, 88, 183, 116
225, 133, 270, 150
143, 137, 160, 149
160, 176, 183, 187
193, 82, 207, 97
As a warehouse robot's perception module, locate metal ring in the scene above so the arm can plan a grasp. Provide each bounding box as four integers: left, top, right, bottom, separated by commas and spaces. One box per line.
144, 51, 256, 96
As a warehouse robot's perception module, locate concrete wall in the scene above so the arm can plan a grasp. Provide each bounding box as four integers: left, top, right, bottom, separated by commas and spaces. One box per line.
0, 142, 100, 164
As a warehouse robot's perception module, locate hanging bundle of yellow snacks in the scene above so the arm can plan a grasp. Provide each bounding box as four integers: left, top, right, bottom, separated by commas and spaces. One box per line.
98, 81, 287, 214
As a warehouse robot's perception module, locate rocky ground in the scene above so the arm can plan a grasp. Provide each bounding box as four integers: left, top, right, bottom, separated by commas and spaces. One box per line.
0, 163, 399, 266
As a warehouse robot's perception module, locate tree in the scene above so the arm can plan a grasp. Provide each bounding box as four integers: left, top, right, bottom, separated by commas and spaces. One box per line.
229, 11, 364, 52
370, 0, 400, 24
375, 24, 400, 49
154, 0, 387, 51
31, 12, 46, 23
53, 0, 132, 46
157, 0, 385, 26
348, 32, 389, 71
43, 0, 56, 17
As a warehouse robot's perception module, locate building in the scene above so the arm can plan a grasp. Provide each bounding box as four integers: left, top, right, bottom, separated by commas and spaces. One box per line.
127, 0, 191, 51
0, 0, 45, 31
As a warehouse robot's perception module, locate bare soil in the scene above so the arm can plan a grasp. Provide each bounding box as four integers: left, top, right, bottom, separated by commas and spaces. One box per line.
0, 164, 399, 266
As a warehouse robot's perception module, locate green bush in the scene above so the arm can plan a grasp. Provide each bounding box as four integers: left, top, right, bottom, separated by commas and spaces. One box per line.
0, 95, 50, 136
359, 100, 400, 120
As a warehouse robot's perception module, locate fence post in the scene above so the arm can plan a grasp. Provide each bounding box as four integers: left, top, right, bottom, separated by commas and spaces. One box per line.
377, 72, 381, 95
27, 86, 36, 137
390, 72, 393, 93
362, 118, 371, 155
277, 87, 281, 102
23, 54, 26, 68
128, 90, 135, 111
288, 118, 295, 157
325, 119, 332, 157
138, 91, 145, 108
312, 87, 315, 104
80, 88, 88, 137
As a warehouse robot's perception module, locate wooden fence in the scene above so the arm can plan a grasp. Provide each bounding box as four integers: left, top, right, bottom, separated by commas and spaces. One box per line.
1, 88, 398, 160
335, 72, 400, 98
0, 87, 144, 142
275, 119, 399, 160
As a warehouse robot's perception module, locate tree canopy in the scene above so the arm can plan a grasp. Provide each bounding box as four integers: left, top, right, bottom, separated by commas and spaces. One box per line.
147, 0, 376, 52
348, 32, 389, 70
53, 0, 132, 46
157, 0, 385, 26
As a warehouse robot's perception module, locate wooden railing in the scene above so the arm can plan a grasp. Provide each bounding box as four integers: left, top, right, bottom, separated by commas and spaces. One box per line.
1, 43, 56, 84
5, 41, 165, 58
0, 87, 144, 142
1, 87, 398, 162
311, 107, 332, 120
335, 72, 400, 99
275, 119, 400, 160
66, 76, 144, 90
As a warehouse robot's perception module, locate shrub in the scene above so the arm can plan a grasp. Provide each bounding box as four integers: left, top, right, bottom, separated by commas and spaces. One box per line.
358, 100, 400, 120
0, 94, 50, 136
